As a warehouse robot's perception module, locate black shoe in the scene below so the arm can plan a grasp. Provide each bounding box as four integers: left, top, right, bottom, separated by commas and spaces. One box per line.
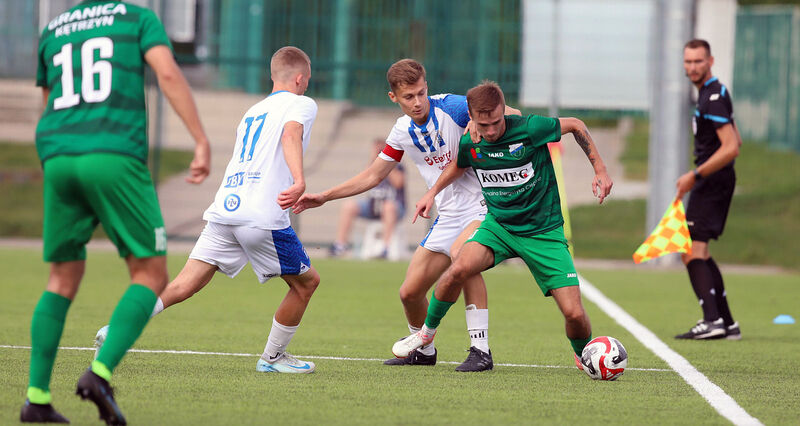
20, 400, 70, 423
725, 321, 742, 340
455, 347, 493, 372
75, 369, 126, 426
675, 318, 726, 340
384, 348, 437, 365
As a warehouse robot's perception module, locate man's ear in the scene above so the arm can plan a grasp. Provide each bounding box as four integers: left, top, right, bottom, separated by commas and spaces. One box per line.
387, 91, 397, 104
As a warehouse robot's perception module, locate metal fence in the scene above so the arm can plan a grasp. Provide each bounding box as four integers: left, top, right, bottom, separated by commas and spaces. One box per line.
733, 5, 800, 151
3, 0, 798, 150
209, 0, 521, 105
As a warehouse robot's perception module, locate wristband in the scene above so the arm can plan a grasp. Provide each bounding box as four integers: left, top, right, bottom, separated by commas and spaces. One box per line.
693, 169, 703, 180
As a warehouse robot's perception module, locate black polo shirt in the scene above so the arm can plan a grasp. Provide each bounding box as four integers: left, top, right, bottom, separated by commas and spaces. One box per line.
692, 77, 735, 168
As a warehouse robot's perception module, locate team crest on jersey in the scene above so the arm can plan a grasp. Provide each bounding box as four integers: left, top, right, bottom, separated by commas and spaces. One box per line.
509, 143, 525, 159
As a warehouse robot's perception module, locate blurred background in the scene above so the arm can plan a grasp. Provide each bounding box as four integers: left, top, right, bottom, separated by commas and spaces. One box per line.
1, 0, 797, 269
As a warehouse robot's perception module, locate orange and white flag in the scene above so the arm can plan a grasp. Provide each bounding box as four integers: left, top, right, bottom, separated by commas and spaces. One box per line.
632, 199, 692, 264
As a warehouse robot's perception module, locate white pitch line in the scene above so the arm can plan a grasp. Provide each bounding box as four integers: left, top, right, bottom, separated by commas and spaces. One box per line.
0, 345, 669, 372
578, 275, 762, 426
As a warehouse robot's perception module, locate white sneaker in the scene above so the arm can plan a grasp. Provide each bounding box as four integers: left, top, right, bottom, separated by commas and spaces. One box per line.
392, 330, 436, 358
256, 352, 315, 374
93, 325, 109, 359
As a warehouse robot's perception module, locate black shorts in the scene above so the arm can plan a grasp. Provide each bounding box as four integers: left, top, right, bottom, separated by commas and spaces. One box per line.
686, 166, 736, 242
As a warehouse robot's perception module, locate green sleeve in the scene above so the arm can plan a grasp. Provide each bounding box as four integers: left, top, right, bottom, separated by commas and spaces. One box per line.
456, 133, 472, 168
139, 8, 173, 55
526, 115, 561, 147
36, 31, 48, 88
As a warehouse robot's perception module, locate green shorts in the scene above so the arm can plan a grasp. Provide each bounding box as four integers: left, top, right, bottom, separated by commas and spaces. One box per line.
468, 215, 578, 296
42, 153, 166, 262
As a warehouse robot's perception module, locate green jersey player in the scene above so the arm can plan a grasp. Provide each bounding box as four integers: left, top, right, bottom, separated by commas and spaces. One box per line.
392, 81, 613, 372
22, 1, 211, 424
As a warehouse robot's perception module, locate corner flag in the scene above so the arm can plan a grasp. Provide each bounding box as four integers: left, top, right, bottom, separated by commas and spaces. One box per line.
633, 199, 692, 264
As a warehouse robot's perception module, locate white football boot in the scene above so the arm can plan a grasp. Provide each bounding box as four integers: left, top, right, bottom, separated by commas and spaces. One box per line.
256, 352, 315, 374
93, 325, 109, 359
392, 329, 436, 358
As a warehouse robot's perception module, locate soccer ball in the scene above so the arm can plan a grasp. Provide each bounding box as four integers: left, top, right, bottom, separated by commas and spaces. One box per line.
580, 336, 628, 381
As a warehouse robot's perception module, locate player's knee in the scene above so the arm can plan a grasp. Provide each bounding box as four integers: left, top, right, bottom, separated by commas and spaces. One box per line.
563, 306, 587, 324
296, 271, 320, 301
447, 262, 474, 284
398, 284, 424, 304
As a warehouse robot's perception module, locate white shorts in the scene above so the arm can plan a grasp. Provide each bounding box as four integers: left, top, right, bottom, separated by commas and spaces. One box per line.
419, 209, 487, 256
189, 221, 311, 283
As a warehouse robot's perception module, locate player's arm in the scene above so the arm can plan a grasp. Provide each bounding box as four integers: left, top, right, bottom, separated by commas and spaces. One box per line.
292, 157, 396, 213
41, 88, 50, 105
559, 117, 613, 204
144, 45, 211, 184
676, 122, 740, 199
413, 160, 467, 223
277, 121, 306, 210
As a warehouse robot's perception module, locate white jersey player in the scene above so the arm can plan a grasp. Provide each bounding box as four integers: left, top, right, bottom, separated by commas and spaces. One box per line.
293, 59, 519, 372
94, 47, 322, 374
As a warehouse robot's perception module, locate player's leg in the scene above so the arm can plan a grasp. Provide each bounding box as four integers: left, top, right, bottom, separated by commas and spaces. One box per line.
385, 245, 450, 365
550, 286, 592, 354
158, 259, 218, 312
23, 262, 84, 424
706, 256, 739, 339
94, 223, 234, 353
678, 181, 727, 339
256, 268, 320, 374
23, 155, 95, 423
452, 220, 490, 353
74, 153, 167, 424
392, 241, 494, 358
236, 226, 319, 373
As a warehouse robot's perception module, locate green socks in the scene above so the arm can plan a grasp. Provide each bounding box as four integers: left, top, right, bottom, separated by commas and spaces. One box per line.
570, 336, 593, 356
27, 291, 71, 404
94, 284, 157, 378
424, 294, 455, 329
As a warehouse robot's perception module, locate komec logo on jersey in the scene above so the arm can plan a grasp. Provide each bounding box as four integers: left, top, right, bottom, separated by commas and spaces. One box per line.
476, 162, 534, 188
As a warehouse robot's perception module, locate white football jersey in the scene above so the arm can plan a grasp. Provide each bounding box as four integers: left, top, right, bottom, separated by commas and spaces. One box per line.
379, 94, 484, 217
204, 91, 317, 229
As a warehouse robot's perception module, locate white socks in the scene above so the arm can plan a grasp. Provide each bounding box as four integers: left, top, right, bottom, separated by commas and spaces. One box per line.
263, 317, 299, 361
409, 324, 436, 356
465, 304, 489, 353
150, 297, 165, 318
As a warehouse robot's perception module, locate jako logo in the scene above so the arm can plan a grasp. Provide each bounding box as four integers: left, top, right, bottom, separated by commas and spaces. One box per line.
476, 162, 534, 188
487, 151, 504, 158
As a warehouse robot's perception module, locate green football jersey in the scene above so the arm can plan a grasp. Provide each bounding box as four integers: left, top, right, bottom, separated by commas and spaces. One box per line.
35, 1, 172, 163
457, 114, 562, 236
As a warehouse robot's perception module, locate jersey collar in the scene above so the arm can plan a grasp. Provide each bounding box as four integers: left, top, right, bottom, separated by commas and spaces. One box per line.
703, 76, 718, 87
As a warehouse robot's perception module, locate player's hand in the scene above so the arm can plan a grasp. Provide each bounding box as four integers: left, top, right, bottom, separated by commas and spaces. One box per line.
463, 120, 481, 143
675, 171, 696, 200
292, 192, 326, 214
413, 192, 435, 223
592, 170, 613, 204
278, 182, 305, 210
186, 141, 211, 184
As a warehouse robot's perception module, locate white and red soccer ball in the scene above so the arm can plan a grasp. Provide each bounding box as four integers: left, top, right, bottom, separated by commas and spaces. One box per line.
580, 336, 628, 381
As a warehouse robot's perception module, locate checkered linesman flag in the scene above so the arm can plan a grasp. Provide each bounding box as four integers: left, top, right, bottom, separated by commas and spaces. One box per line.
632, 199, 692, 264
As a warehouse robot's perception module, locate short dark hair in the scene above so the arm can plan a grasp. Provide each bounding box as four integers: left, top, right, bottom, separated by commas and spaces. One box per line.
466, 80, 505, 117
684, 39, 711, 56
386, 59, 426, 92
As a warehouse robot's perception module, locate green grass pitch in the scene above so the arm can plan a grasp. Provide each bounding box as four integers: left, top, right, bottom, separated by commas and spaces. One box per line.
1, 248, 798, 424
